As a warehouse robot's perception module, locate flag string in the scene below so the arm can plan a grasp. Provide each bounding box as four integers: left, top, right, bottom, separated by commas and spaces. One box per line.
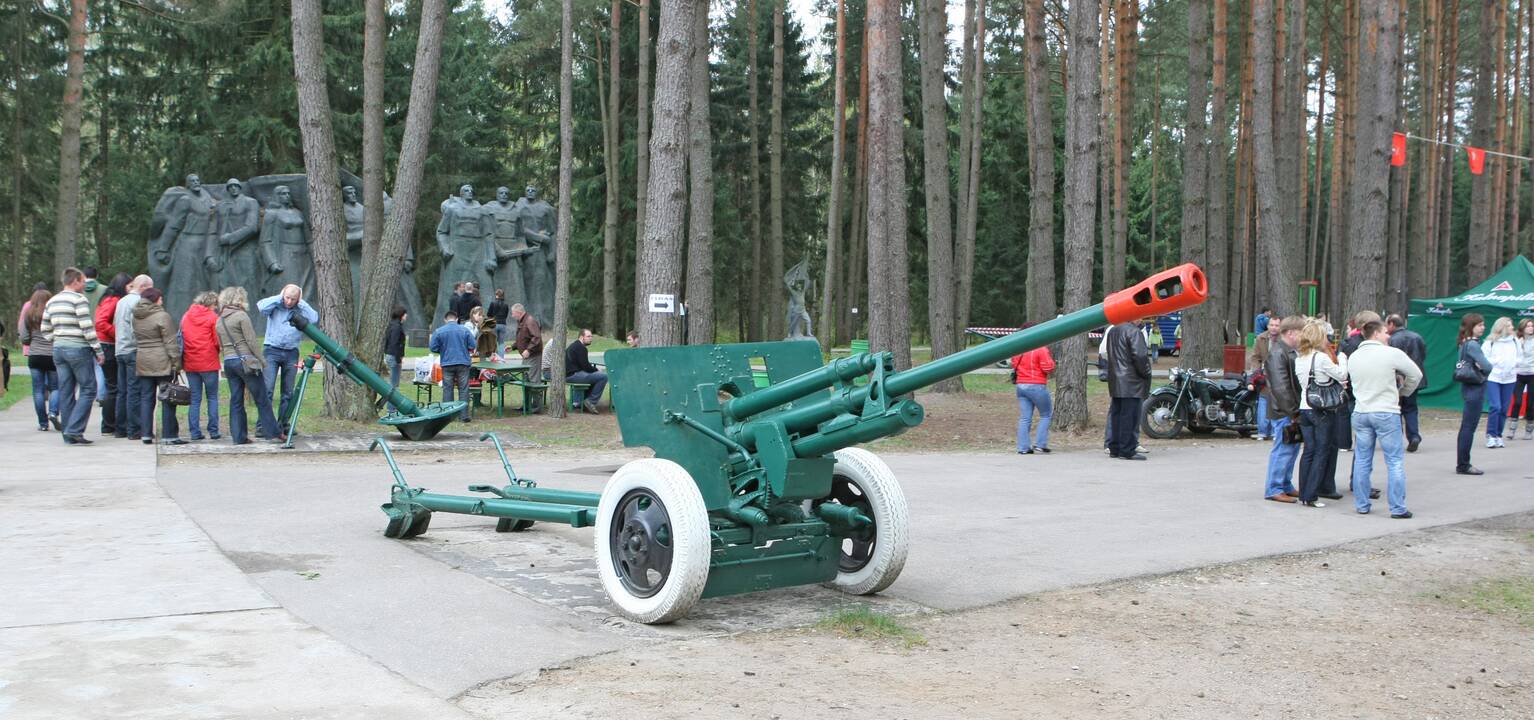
1400, 132, 1534, 163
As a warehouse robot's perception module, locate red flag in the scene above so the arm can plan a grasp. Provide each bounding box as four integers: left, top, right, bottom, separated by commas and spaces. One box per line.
1391, 132, 1407, 166
1467, 146, 1486, 175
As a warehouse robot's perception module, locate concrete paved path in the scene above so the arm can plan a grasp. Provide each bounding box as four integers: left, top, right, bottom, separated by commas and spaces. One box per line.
6, 393, 1534, 716
0, 405, 475, 719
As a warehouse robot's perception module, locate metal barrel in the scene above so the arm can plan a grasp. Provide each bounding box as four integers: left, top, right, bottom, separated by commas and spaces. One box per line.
289, 314, 422, 417
762, 263, 1209, 439
723, 353, 881, 422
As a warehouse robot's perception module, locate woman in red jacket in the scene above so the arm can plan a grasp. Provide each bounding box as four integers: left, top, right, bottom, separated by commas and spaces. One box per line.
1011, 340, 1057, 454
180, 291, 224, 440
94, 273, 131, 436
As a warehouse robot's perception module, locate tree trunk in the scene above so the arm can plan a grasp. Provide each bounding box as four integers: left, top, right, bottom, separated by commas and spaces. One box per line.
9, 7, 22, 311
953, 0, 977, 268
844, 42, 871, 346
1181, 0, 1217, 369
1099, 0, 1113, 297
1057, 0, 1101, 431
1207, 0, 1230, 323
746, 0, 764, 340
865, 0, 911, 371
1023, 0, 1056, 323
1343, 0, 1399, 314
1510, 2, 1526, 261
636, 0, 696, 348
1309, 14, 1330, 279
1488, 0, 1509, 266
685, 0, 714, 344
1251, 0, 1295, 317
1280, 0, 1307, 288
954, 0, 985, 353
1467, 0, 1497, 282
94, 51, 111, 270
918, 0, 958, 391
53, 0, 86, 277
362, 0, 385, 284
292, 0, 367, 420
818, 0, 848, 351
603, 0, 621, 338
355, 0, 447, 389
635, 0, 653, 320
1437, 0, 1462, 294
1110, 0, 1136, 293
1325, 0, 1351, 315
550, 0, 576, 418
768, 0, 786, 339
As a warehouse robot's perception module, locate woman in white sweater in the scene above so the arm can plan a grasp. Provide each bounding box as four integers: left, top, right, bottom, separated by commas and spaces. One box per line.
1295, 320, 1349, 506
1508, 319, 1534, 440
1482, 317, 1520, 448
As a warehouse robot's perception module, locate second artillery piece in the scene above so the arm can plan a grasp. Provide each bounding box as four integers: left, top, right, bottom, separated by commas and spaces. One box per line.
374, 264, 1209, 623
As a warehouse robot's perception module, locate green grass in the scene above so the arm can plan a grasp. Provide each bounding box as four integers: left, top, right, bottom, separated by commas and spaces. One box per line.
1, 373, 33, 411
818, 605, 926, 648
1446, 577, 1534, 628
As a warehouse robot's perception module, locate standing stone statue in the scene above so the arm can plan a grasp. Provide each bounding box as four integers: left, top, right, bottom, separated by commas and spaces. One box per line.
259, 185, 315, 300
484, 186, 531, 308
433, 184, 495, 327
151, 173, 221, 320
512, 184, 557, 326
215, 177, 262, 293
342, 183, 428, 338
785, 258, 814, 340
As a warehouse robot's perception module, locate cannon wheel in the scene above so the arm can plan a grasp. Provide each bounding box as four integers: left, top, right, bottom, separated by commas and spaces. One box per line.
594, 459, 711, 624
822, 448, 909, 596
496, 518, 536, 532
1141, 395, 1185, 439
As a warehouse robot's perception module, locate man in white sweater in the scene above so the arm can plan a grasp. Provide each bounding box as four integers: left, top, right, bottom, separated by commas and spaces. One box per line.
1346, 319, 1424, 519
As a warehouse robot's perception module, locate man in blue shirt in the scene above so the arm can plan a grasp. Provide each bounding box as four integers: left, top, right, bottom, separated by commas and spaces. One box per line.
258, 284, 320, 434
429, 310, 476, 422
1254, 307, 1272, 334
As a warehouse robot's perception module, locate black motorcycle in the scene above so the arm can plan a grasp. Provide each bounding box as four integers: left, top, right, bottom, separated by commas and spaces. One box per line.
1141, 367, 1260, 439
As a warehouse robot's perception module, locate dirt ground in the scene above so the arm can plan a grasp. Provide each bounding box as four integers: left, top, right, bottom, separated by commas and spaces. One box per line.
456, 514, 1534, 719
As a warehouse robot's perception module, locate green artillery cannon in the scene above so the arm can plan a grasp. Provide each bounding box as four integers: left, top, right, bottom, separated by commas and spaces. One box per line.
376, 264, 1208, 623
287, 314, 466, 441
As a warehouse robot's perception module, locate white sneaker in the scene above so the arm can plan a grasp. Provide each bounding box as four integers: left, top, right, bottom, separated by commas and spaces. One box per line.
1136, 445, 1149, 454
1524, 426, 1532, 440
1505, 422, 1518, 439
1487, 436, 1499, 448
1497, 437, 1507, 448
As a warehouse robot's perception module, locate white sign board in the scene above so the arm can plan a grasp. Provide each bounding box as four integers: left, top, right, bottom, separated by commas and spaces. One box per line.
648, 293, 676, 314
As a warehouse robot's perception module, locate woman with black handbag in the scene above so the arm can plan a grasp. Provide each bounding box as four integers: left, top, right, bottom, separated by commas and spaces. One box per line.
1295, 321, 1349, 507
216, 286, 280, 444
1454, 313, 1491, 476
132, 288, 185, 445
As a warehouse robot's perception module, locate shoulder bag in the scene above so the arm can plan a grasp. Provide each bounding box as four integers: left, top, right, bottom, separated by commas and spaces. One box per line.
158, 371, 191, 406
217, 316, 262, 376
1454, 342, 1487, 385
1304, 355, 1345, 411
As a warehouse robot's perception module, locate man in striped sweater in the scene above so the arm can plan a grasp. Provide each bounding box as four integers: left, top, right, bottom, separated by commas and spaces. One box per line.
41, 267, 105, 445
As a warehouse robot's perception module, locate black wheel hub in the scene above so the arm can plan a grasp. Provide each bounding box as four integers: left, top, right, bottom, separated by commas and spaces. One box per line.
609, 489, 674, 598
818, 475, 877, 573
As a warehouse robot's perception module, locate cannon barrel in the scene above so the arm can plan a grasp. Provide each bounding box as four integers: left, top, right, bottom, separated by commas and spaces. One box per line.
289, 314, 423, 417
754, 263, 1208, 440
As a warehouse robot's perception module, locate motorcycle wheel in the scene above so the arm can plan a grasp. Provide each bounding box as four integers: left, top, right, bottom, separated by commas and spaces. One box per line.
1142, 395, 1185, 439
1188, 426, 1216, 435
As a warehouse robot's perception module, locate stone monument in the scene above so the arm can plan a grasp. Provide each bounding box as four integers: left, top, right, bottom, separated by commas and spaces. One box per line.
785, 258, 814, 340
342, 183, 428, 339
511, 184, 557, 327
214, 178, 262, 293
259, 184, 315, 301
148, 173, 221, 320
484, 186, 532, 313
433, 184, 495, 328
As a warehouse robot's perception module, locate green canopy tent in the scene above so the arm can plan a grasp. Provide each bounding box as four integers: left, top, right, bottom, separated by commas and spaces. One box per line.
1407, 256, 1534, 409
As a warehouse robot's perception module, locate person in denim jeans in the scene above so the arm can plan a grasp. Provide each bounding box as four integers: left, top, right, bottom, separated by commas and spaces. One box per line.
1262, 316, 1305, 501
216, 287, 280, 444
41, 268, 105, 444
258, 285, 319, 434
1346, 320, 1423, 518
181, 292, 223, 440
1011, 342, 1056, 454
1454, 314, 1491, 475
382, 306, 408, 412
19, 288, 60, 430
429, 310, 476, 422
113, 276, 152, 439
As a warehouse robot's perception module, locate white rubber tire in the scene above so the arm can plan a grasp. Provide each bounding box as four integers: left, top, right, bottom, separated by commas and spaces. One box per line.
594, 459, 712, 624
825, 448, 909, 595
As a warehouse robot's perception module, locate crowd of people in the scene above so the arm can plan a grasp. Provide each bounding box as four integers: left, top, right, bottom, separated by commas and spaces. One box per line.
15, 265, 327, 446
